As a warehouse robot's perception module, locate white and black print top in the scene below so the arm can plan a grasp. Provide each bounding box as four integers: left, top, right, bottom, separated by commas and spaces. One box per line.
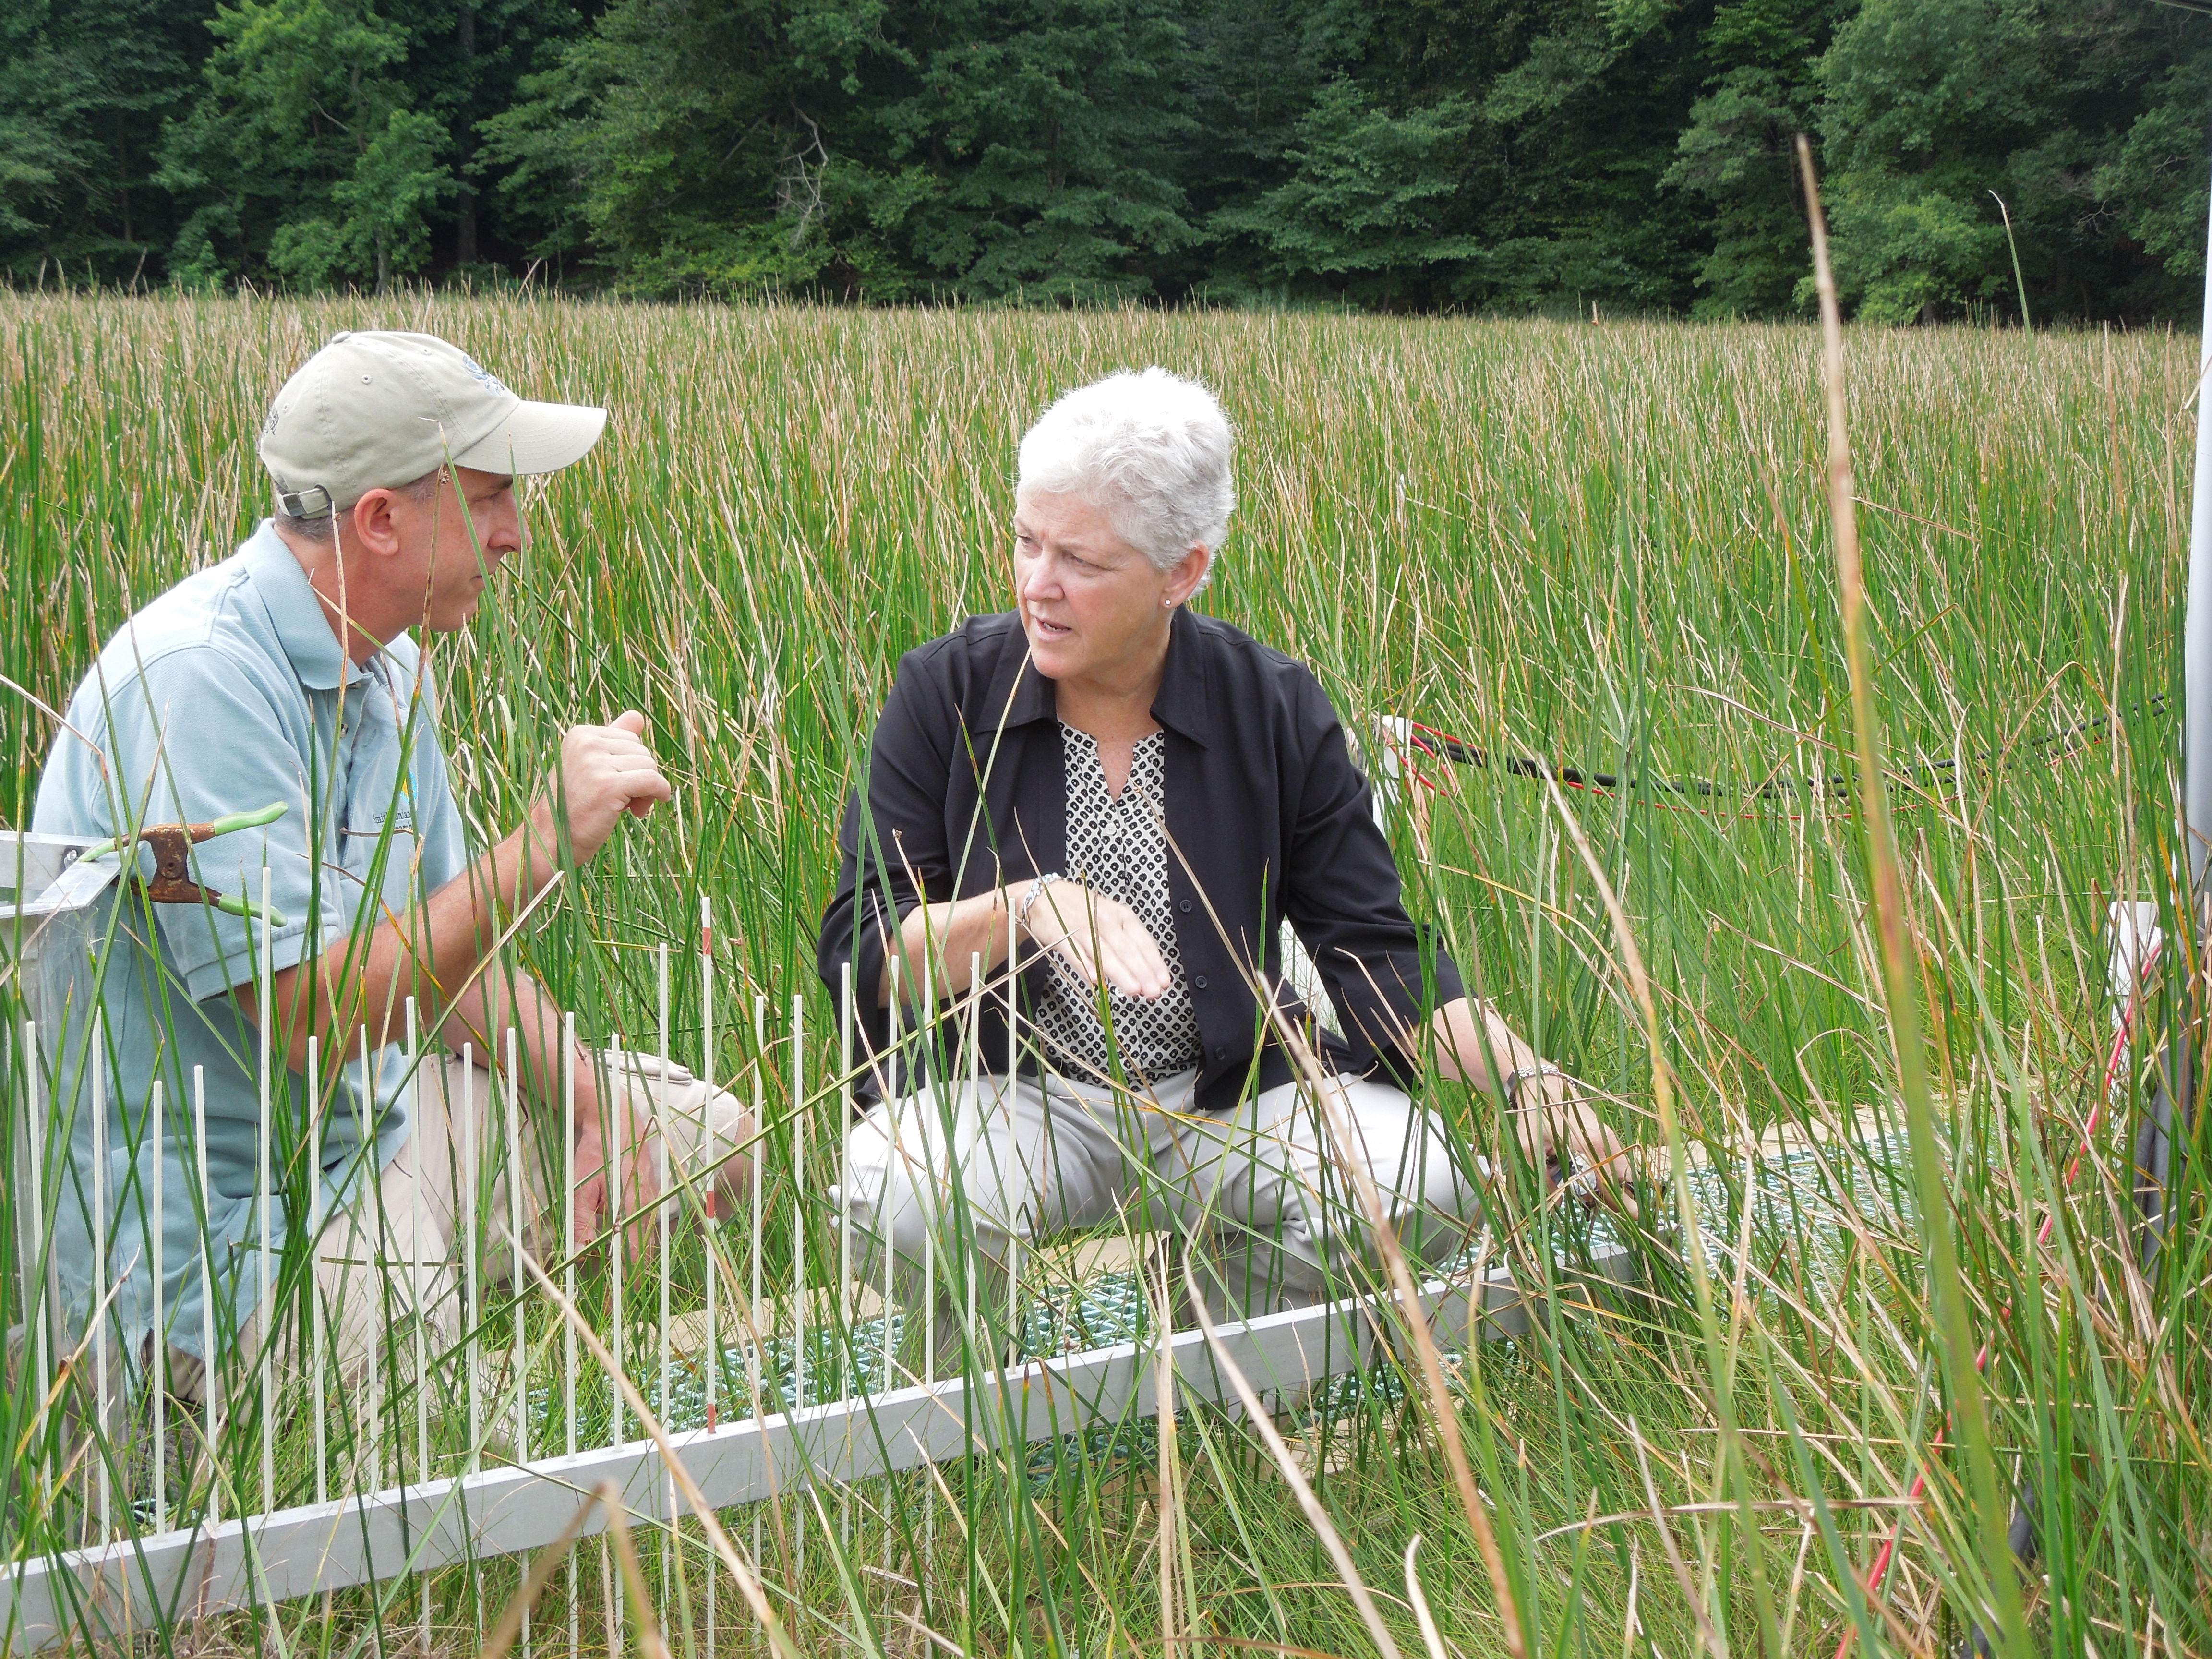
1030, 724, 1205, 1083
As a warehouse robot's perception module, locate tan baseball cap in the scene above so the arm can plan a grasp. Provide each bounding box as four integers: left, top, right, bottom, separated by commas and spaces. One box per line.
257, 329, 606, 518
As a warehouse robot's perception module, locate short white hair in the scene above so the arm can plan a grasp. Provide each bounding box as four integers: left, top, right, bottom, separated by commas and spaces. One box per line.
1016, 368, 1236, 579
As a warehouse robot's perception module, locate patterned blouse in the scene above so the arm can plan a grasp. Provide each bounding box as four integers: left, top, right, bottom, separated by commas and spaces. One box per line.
1029, 724, 1206, 1084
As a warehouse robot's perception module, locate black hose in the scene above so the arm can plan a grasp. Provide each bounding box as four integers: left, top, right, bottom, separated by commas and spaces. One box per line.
1413, 696, 2166, 805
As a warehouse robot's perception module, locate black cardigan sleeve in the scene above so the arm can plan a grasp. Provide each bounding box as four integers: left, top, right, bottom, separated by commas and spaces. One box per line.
817, 639, 962, 1069
1279, 666, 1465, 1071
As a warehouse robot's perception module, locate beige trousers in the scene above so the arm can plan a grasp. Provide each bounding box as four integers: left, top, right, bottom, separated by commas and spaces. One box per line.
170, 1047, 750, 1402
845, 1065, 1479, 1359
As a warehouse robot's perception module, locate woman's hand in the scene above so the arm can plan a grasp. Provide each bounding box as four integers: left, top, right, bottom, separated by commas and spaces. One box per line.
1021, 878, 1174, 1001
1514, 1074, 1635, 1210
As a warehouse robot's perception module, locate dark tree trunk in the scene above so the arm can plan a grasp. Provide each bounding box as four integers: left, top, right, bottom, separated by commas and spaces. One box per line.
116, 113, 133, 244
457, 5, 479, 266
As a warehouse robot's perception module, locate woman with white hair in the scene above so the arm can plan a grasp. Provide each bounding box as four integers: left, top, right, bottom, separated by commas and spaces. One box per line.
819, 366, 1621, 1351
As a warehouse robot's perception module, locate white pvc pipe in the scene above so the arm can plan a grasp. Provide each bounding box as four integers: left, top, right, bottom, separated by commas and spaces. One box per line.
307, 1035, 325, 1508
150, 1079, 166, 1534
562, 1011, 578, 1461
506, 1025, 526, 1457
656, 947, 673, 1592
24, 1022, 49, 1488
698, 899, 717, 1659
92, 1012, 109, 1540
464, 1043, 481, 1470
792, 992, 806, 1413
561, 1010, 579, 1659
194, 1064, 216, 1527
2185, 166, 2212, 896
257, 869, 274, 1520
700, 902, 717, 1432
408, 993, 432, 1651
608, 1033, 624, 1447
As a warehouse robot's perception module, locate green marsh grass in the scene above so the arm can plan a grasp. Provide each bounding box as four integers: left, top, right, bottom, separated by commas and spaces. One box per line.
0, 294, 2205, 1659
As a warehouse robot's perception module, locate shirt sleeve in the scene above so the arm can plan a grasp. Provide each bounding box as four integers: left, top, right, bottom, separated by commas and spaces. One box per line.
817, 643, 961, 1066
1279, 668, 1464, 1069
70, 645, 339, 1003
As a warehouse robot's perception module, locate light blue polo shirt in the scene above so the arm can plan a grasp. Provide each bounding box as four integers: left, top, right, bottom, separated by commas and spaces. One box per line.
33, 521, 469, 1365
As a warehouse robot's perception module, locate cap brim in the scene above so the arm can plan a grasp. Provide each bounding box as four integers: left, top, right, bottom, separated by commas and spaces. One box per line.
449, 399, 607, 477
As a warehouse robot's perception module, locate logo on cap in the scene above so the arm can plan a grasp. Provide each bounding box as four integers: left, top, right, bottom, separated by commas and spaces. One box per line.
460, 355, 510, 398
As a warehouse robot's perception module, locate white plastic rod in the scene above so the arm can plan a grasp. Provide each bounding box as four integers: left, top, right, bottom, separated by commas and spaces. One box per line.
408, 994, 432, 1653
563, 1011, 578, 1462
699, 897, 718, 1659
749, 996, 765, 1419
839, 961, 853, 1394
966, 955, 982, 1369
92, 1012, 110, 1540
607, 1034, 625, 1446
838, 958, 854, 1556
701, 901, 718, 1433
656, 946, 673, 1591
464, 1044, 481, 1471
2187, 165, 2212, 895
748, 990, 765, 1602
194, 1064, 217, 1527
308, 1035, 325, 1508
562, 1011, 580, 1659
258, 867, 275, 1520
1007, 901, 1021, 1346
792, 993, 806, 1411
507, 1025, 527, 1459
23, 1023, 49, 1492
884, 956, 900, 1387
658, 944, 672, 1428
407, 999, 429, 1494
361, 1025, 379, 1497
791, 988, 808, 1585
921, 950, 934, 1388
151, 1078, 167, 1534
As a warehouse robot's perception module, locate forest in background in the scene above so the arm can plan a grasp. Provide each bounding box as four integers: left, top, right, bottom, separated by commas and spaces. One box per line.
1, 0, 2207, 321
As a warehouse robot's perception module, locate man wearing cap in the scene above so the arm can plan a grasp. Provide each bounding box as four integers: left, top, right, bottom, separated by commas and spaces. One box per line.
34, 330, 749, 1400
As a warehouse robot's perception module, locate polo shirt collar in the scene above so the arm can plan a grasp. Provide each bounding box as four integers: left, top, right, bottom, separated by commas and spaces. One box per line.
241, 521, 372, 691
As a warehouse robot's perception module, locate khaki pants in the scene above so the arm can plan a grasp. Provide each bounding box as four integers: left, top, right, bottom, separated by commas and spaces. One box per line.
844, 1066, 1478, 1362
170, 1047, 750, 1402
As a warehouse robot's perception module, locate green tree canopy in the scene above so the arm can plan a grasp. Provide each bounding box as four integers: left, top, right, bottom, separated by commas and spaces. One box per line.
2, 0, 2205, 320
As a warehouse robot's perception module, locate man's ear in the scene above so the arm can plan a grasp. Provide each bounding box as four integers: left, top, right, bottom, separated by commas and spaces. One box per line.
350, 487, 405, 558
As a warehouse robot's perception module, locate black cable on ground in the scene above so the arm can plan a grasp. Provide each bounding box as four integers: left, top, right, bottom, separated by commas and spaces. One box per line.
1408, 695, 2167, 807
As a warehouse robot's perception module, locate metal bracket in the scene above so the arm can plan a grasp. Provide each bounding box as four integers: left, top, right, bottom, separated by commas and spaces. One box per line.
78, 802, 291, 928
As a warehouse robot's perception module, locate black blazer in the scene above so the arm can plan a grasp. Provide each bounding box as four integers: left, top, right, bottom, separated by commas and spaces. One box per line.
817, 606, 1465, 1111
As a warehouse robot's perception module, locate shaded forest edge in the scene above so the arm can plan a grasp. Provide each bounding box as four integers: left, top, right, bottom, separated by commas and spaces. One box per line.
3, 0, 2207, 322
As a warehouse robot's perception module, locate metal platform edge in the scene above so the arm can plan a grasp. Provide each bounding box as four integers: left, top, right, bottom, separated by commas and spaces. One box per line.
4, 1243, 1635, 1650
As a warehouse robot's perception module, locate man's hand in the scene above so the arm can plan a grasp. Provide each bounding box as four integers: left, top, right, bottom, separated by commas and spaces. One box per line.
1021, 878, 1174, 1001
538, 711, 672, 866
572, 1081, 662, 1262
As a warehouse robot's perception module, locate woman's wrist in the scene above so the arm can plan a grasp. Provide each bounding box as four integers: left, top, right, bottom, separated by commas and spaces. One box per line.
1013, 871, 1061, 942
1502, 1061, 1563, 1112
